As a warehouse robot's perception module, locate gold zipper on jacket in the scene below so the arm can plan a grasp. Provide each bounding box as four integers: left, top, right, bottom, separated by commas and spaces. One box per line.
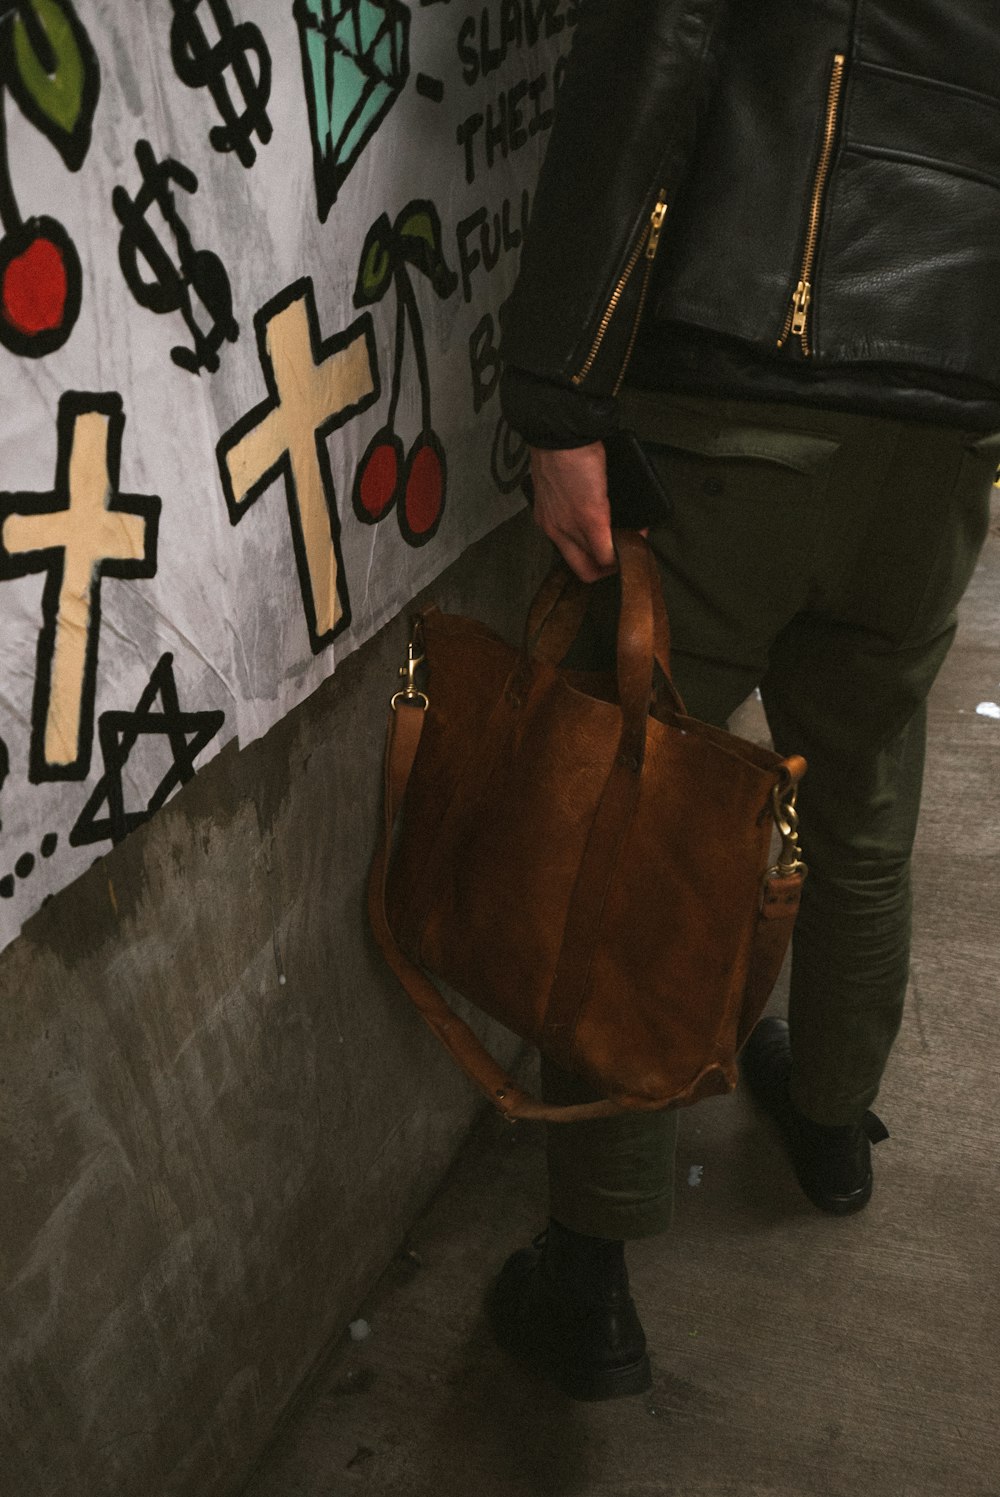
572, 193, 668, 388
777, 53, 846, 356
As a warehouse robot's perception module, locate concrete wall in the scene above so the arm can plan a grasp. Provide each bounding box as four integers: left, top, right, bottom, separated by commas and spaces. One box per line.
0, 514, 548, 1497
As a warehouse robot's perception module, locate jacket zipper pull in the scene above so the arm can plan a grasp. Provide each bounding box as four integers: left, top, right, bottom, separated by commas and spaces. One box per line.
646, 198, 668, 260
572, 192, 668, 387
790, 280, 812, 337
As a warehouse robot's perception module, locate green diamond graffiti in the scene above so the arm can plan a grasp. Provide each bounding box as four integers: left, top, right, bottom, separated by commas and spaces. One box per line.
294, 0, 410, 223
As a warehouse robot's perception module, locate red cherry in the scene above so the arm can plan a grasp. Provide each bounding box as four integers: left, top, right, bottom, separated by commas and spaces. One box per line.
401, 433, 445, 544
2, 235, 68, 334
353, 427, 403, 524
0, 218, 81, 357
359, 441, 398, 518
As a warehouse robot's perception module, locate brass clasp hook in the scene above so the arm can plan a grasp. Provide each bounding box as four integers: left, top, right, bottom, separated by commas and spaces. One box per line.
391, 629, 429, 711
767, 780, 807, 879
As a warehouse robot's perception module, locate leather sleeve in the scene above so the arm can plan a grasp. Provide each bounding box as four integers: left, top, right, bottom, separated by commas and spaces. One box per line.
499, 364, 620, 448
500, 0, 732, 400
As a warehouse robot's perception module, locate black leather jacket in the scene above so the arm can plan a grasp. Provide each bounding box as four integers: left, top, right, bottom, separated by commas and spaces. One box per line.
500, 0, 1000, 444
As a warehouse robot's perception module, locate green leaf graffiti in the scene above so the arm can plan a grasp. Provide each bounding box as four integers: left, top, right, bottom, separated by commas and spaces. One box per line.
2, 0, 100, 172
14, 0, 83, 135
396, 207, 436, 252
354, 201, 458, 307
355, 213, 395, 306
353, 199, 458, 306
394, 201, 458, 299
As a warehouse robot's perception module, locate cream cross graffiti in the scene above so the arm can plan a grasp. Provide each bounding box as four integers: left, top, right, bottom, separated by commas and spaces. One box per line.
217, 277, 379, 649
0, 393, 160, 782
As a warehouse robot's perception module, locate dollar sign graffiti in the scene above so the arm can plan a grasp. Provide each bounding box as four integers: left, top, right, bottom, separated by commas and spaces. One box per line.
169, 0, 273, 169
112, 139, 239, 375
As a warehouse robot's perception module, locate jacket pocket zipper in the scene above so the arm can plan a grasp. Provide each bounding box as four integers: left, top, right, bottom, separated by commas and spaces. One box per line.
777, 53, 846, 356
572, 192, 668, 392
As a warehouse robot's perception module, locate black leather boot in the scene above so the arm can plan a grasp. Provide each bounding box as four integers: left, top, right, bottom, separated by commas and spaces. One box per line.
486, 1219, 652, 1400
741, 1017, 889, 1214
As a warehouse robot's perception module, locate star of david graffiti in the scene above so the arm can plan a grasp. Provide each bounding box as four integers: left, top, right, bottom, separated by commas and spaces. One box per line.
69, 652, 225, 848
294, 0, 410, 222
216, 277, 379, 651
0, 391, 161, 782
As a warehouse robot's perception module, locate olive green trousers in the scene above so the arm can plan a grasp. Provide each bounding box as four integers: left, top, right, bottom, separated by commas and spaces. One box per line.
544, 391, 998, 1240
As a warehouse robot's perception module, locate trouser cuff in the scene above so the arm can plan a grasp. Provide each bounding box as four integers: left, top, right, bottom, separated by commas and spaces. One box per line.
547, 1185, 674, 1242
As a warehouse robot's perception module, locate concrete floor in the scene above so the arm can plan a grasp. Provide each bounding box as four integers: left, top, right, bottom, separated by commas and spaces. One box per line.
241, 498, 1000, 1497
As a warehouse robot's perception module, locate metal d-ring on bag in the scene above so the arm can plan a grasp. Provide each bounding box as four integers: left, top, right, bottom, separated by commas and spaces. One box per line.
368, 530, 807, 1123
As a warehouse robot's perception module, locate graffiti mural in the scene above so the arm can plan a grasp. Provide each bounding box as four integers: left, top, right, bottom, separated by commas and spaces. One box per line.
113, 138, 239, 376
217, 277, 379, 651
490, 412, 530, 494
0, 0, 575, 949
168, 0, 273, 169
0, 0, 99, 356
295, 0, 411, 223
70, 653, 225, 848
352, 199, 456, 546
0, 391, 161, 782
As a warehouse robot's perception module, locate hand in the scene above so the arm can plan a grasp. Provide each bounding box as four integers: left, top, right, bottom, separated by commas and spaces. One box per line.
529, 443, 617, 582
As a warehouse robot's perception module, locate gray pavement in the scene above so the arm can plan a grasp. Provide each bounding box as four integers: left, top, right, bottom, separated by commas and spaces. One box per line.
241, 496, 999, 1497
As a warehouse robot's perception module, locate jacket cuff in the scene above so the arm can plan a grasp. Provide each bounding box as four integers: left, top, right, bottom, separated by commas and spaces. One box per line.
499, 366, 620, 449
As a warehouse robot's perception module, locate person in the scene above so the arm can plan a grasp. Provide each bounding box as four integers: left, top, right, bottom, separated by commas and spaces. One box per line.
489, 0, 1000, 1401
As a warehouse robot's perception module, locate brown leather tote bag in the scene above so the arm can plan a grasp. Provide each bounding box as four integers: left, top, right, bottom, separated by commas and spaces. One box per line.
369, 531, 807, 1123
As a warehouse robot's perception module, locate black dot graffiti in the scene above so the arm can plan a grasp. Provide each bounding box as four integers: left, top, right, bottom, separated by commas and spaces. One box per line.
0, 831, 58, 899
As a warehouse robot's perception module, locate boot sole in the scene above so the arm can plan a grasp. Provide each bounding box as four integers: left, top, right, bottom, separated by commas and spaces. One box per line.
796, 1168, 873, 1215
488, 1283, 653, 1403
492, 1318, 653, 1401
556, 1352, 653, 1402
742, 1021, 876, 1215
